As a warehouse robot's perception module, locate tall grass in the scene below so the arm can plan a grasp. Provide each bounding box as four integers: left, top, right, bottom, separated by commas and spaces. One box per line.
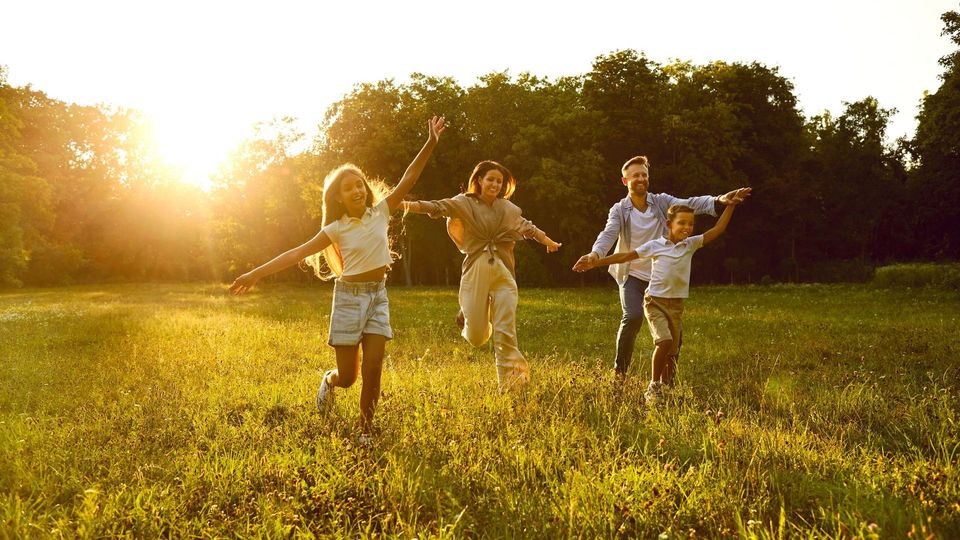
1, 283, 958, 537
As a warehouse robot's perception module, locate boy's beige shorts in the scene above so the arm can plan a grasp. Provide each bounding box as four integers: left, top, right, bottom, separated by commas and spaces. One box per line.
643, 294, 684, 353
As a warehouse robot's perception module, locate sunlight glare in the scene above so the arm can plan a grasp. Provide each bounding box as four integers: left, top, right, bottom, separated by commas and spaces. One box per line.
147, 108, 246, 191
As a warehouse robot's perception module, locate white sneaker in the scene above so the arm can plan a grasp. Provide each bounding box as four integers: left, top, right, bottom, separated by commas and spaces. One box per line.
316, 370, 335, 412
644, 381, 663, 405
357, 434, 374, 447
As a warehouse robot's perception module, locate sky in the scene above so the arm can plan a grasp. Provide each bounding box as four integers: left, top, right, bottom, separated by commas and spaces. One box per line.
2, 0, 956, 188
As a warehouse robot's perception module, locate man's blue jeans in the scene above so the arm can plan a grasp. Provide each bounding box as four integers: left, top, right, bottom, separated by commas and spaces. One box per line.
614, 276, 649, 375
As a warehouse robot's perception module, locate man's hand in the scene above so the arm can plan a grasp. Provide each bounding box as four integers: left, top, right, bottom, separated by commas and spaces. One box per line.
718, 187, 752, 206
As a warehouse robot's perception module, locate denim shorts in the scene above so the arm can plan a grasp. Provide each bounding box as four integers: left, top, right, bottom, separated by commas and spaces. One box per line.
328, 279, 393, 346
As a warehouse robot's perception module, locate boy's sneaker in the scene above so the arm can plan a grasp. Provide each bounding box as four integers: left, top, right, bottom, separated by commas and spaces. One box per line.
455, 310, 465, 331
357, 433, 374, 447
316, 370, 336, 412
644, 381, 663, 406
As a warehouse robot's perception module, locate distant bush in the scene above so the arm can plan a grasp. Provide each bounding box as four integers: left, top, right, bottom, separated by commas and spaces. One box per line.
872, 263, 960, 289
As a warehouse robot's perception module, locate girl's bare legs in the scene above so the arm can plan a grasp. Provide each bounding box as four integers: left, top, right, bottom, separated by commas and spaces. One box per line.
358, 334, 386, 433
326, 337, 385, 434
328, 345, 361, 388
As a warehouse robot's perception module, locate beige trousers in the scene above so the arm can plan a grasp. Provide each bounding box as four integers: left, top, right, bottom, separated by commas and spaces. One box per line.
459, 257, 531, 391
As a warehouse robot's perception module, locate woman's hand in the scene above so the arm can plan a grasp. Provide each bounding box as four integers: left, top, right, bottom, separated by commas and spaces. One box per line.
544, 237, 562, 253
229, 272, 259, 295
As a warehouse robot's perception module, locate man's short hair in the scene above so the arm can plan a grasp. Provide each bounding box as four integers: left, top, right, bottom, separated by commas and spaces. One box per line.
621, 155, 650, 176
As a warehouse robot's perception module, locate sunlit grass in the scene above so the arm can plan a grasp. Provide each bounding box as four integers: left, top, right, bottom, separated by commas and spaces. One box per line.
1, 283, 958, 537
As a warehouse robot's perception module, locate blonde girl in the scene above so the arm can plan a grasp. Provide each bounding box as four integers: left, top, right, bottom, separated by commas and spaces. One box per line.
403, 161, 561, 391
230, 116, 446, 440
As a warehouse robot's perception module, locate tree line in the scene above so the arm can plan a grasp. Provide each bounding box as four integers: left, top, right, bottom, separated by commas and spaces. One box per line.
2, 12, 959, 288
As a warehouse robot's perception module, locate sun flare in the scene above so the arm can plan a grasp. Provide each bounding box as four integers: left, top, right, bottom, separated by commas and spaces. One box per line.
146, 109, 246, 191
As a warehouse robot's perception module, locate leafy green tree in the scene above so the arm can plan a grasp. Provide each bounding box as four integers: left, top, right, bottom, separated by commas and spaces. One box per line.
583, 50, 670, 180
0, 70, 52, 286
661, 61, 807, 282
808, 98, 905, 264
910, 10, 960, 258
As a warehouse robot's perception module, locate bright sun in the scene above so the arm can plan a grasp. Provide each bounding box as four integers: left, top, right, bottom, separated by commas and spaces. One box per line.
146, 108, 246, 191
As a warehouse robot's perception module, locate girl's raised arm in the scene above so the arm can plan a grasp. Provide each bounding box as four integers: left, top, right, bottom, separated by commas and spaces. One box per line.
229, 230, 333, 295
386, 116, 446, 212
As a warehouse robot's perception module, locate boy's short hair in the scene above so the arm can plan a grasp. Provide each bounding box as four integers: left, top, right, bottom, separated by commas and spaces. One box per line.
667, 204, 695, 222
621, 155, 650, 176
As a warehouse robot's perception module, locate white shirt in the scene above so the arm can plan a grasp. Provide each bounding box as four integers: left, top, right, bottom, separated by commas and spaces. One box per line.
628, 206, 661, 281
321, 199, 393, 277
635, 234, 705, 298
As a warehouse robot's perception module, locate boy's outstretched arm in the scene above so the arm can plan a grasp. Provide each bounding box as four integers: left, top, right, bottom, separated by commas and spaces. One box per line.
386, 116, 446, 212
702, 203, 737, 245
573, 250, 638, 272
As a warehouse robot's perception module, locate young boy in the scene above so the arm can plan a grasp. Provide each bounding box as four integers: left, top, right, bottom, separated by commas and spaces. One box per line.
573, 200, 741, 404
573, 156, 751, 382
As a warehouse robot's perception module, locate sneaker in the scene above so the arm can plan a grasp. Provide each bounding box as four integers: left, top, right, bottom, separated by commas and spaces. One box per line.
316, 370, 336, 412
357, 433, 374, 447
455, 310, 465, 331
644, 381, 663, 406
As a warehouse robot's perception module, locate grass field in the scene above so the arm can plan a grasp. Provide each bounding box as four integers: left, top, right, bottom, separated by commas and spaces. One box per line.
1, 283, 958, 538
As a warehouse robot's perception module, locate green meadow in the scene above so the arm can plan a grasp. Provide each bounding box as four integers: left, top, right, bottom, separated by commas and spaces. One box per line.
1, 283, 958, 538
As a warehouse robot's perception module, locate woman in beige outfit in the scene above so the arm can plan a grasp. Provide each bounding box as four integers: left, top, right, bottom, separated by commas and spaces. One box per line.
404, 161, 561, 391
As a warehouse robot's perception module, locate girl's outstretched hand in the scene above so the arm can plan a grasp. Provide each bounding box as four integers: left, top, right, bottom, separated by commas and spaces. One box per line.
229, 272, 259, 295
427, 116, 446, 144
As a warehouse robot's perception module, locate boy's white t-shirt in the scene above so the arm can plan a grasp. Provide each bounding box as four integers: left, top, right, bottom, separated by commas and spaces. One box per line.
627, 206, 660, 281
635, 234, 705, 298
320, 199, 393, 277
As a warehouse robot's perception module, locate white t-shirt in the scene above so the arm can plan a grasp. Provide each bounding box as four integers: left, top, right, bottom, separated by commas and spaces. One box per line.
320, 199, 393, 277
635, 234, 705, 298
628, 206, 661, 281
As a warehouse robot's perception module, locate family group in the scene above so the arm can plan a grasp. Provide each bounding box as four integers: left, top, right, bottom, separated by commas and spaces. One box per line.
229, 117, 751, 441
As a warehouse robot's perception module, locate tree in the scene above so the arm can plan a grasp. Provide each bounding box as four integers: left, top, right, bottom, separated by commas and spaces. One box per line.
0, 72, 53, 286
583, 50, 670, 179
212, 117, 316, 282
910, 10, 960, 258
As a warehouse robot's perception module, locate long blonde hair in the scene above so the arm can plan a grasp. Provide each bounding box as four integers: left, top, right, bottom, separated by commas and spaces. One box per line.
303, 164, 392, 280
